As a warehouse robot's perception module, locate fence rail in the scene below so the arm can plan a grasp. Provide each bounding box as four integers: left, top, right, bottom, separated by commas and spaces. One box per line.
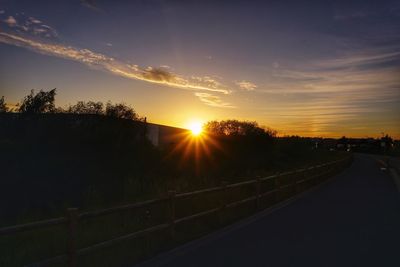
1, 155, 352, 267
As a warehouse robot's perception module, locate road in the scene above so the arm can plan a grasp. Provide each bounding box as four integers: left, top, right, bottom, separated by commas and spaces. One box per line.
135, 153, 400, 267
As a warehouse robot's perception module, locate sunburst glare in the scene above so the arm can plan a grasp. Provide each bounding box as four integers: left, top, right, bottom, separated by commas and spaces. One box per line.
188, 121, 203, 136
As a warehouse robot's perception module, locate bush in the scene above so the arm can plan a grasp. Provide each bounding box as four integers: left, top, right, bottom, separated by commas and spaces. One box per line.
204, 120, 276, 138
19, 89, 56, 114
105, 102, 140, 120
67, 101, 104, 115
0, 96, 8, 113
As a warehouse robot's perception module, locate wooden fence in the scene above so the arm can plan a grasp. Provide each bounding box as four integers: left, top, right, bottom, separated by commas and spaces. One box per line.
0, 155, 352, 266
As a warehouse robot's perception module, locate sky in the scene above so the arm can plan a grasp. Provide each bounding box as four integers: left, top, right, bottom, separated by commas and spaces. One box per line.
0, 0, 399, 138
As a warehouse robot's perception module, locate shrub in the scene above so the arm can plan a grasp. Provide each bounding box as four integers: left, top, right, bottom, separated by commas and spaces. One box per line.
19, 89, 56, 114
67, 101, 104, 115
105, 102, 138, 120
0, 96, 8, 113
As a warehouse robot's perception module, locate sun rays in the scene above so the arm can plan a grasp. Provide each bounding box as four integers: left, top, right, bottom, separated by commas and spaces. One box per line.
188, 121, 203, 137
162, 124, 226, 176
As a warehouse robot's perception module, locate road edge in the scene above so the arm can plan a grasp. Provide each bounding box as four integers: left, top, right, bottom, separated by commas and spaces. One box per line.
133, 162, 352, 267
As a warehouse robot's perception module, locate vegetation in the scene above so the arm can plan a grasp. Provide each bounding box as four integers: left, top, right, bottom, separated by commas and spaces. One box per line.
19, 89, 57, 114
67, 101, 104, 115
3, 88, 143, 121
105, 101, 143, 121
204, 120, 276, 137
0, 89, 393, 226
0, 89, 347, 223
0, 96, 8, 113
0, 89, 351, 266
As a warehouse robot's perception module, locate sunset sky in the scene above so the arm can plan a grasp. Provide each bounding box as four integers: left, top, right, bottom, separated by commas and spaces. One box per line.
0, 0, 399, 138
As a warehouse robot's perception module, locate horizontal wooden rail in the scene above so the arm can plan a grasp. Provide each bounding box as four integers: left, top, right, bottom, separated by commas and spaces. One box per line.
1, 155, 352, 267
32, 223, 170, 266
227, 179, 257, 188
175, 207, 221, 224
260, 174, 279, 182
79, 197, 169, 220
77, 223, 170, 256
226, 196, 258, 209
175, 186, 222, 198
0, 217, 67, 235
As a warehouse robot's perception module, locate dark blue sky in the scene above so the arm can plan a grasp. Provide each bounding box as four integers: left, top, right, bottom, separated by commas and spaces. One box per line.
1, 0, 399, 137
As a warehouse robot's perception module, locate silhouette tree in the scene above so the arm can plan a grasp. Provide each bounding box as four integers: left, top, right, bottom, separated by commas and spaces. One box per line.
19, 89, 56, 114
204, 120, 276, 138
380, 134, 393, 153
199, 120, 277, 175
67, 101, 104, 114
105, 102, 139, 120
0, 96, 8, 113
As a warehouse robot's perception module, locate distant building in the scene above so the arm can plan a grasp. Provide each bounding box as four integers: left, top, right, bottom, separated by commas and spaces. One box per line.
145, 122, 189, 148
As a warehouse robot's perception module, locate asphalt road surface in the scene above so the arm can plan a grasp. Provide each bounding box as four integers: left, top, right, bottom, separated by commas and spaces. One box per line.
135, 153, 400, 267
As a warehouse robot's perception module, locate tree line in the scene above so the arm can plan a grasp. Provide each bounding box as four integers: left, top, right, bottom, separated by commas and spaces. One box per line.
0, 89, 144, 121
1, 88, 279, 139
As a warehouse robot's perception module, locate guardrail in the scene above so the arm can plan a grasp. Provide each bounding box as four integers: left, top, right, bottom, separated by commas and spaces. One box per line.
0, 155, 352, 267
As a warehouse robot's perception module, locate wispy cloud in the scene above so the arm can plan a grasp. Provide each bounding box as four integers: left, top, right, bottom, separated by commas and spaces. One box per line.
258, 44, 400, 137
235, 80, 257, 91
0, 13, 232, 104
264, 45, 400, 94
194, 92, 235, 108
315, 50, 400, 69
80, 0, 101, 12
28, 17, 42, 24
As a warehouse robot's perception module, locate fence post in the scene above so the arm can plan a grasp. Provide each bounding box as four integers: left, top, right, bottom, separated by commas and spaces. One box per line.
67, 208, 78, 267
255, 177, 261, 211
274, 176, 280, 203
219, 181, 228, 225
168, 191, 176, 240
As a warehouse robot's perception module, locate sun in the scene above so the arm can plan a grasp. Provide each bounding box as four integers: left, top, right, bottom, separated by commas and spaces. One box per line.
188, 121, 203, 136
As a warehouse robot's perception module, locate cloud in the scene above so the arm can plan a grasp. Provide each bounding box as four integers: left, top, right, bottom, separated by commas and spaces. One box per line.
142, 67, 178, 83
266, 46, 400, 94
28, 17, 42, 24
315, 50, 400, 69
258, 45, 400, 137
191, 76, 228, 93
194, 93, 235, 108
0, 12, 233, 108
0, 31, 230, 95
38, 24, 58, 37
81, 0, 101, 11
236, 80, 257, 91
4, 16, 17, 27
2, 14, 58, 38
